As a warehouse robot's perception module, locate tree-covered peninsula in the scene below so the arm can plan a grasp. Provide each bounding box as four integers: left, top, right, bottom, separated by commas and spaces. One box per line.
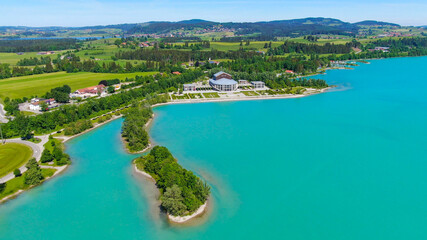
121, 105, 153, 152
134, 146, 210, 217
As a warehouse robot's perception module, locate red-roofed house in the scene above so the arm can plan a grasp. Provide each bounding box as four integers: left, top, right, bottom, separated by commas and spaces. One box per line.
70, 84, 106, 99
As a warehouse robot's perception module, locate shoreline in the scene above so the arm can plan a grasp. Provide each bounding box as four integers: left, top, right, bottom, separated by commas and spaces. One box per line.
0, 87, 327, 206
122, 114, 155, 155
168, 201, 208, 223
133, 163, 209, 224
153, 87, 330, 107
0, 165, 68, 204
61, 114, 123, 143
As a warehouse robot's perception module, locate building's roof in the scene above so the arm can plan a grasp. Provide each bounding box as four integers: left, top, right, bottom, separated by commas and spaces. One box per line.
31, 98, 55, 106
76, 84, 105, 94
183, 83, 196, 87
213, 71, 230, 77
251, 81, 265, 84
210, 78, 237, 85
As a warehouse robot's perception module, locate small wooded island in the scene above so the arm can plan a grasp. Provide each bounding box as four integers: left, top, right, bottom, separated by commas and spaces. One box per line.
134, 146, 210, 223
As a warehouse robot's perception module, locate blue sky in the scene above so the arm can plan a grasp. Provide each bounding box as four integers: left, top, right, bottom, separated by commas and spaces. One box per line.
1, 0, 426, 27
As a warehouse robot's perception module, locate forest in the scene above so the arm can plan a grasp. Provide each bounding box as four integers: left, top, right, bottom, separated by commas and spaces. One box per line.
267, 40, 360, 55
115, 48, 261, 64
0, 38, 79, 52
134, 146, 210, 216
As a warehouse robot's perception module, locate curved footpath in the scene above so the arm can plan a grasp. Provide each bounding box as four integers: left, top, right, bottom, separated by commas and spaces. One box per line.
0, 103, 8, 123
0, 135, 49, 183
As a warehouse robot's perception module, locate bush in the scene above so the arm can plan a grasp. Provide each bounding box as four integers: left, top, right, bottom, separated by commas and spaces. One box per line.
13, 169, 21, 177
40, 149, 54, 163
64, 119, 93, 136
0, 183, 5, 193
24, 158, 43, 186
56, 154, 70, 166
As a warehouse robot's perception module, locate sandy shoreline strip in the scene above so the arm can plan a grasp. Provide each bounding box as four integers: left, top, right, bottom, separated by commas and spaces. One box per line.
168, 201, 208, 223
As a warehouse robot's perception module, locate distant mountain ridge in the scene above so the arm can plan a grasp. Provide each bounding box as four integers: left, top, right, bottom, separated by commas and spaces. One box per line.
354, 20, 400, 27
0, 18, 413, 38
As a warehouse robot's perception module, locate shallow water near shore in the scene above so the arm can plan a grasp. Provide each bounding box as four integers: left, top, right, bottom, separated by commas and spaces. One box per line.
0, 56, 427, 239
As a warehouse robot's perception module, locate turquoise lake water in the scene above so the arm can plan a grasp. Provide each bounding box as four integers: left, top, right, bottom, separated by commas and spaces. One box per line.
0, 56, 426, 239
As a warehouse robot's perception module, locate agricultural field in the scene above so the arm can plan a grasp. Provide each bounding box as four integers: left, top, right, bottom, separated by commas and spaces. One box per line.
0, 51, 67, 66
0, 143, 33, 177
0, 71, 157, 100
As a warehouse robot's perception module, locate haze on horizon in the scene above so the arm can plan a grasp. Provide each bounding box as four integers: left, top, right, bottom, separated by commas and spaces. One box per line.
1, 0, 426, 27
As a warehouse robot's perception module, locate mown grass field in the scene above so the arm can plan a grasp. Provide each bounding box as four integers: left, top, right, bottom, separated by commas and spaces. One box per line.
0, 71, 157, 100
0, 143, 33, 177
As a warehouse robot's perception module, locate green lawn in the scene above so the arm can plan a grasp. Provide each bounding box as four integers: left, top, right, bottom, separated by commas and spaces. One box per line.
241, 91, 259, 96
202, 92, 220, 98
0, 71, 157, 100
0, 143, 33, 177
171, 94, 190, 100
0, 168, 56, 199
188, 93, 203, 99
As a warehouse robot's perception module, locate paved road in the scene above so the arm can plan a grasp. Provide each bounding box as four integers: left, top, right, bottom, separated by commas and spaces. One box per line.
0, 103, 8, 123
0, 135, 49, 183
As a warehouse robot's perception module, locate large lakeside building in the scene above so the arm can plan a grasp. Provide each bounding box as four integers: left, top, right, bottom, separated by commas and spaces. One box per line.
209, 72, 238, 92
182, 71, 267, 93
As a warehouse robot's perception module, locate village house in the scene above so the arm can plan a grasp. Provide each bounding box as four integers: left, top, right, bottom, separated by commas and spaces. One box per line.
375, 47, 390, 53
70, 84, 106, 99
29, 98, 56, 111
138, 42, 150, 48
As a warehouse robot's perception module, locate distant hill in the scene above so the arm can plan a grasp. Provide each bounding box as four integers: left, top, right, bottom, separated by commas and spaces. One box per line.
0, 18, 407, 38
126, 17, 360, 37
354, 20, 400, 27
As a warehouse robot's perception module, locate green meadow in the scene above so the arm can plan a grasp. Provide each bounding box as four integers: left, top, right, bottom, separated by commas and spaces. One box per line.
0, 51, 66, 66
0, 143, 33, 177
0, 71, 157, 100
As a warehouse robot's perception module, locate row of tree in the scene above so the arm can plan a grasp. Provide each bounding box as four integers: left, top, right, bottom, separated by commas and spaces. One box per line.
134, 146, 210, 216
267, 40, 359, 55
122, 105, 153, 152
115, 48, 262, 65
17, 56, 53, 66
0, 38, 79, 52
